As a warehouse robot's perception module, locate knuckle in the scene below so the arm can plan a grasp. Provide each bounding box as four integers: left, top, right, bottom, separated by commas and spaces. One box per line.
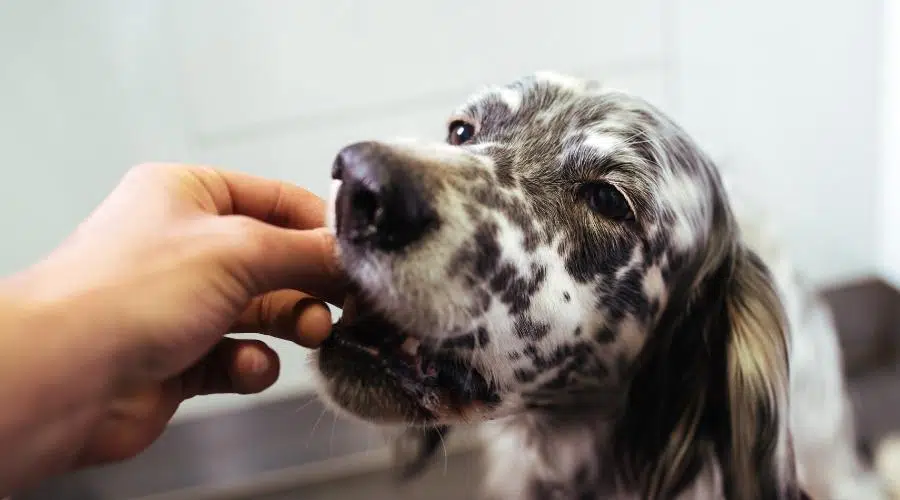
256, 293, 277, 330
217, 216, 272, 271
225, 215, 266, 248
197, 216, 252, 260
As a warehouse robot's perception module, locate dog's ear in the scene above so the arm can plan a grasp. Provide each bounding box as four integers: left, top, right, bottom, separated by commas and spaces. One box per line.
391, 425, 452, 480
617, 246, 799, 499
719, 248, 795, 500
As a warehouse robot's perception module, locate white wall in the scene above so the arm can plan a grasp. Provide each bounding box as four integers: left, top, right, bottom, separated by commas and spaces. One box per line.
879, 0, 900, 286
0, 0, 886, 420
671, 0, 883, 287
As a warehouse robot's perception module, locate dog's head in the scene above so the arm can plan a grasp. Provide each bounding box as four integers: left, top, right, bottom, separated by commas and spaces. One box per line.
314, 72, 796, 499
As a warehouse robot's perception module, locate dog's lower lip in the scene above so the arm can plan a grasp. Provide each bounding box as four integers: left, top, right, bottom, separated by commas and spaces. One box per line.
323, 296, 498, 414
327, 326, 437, 382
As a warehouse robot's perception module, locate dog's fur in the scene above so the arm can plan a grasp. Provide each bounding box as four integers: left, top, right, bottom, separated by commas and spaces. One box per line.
313, 72, 885, 499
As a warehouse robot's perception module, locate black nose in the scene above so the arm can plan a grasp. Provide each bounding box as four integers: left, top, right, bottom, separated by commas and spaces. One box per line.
331, 141, 438, 251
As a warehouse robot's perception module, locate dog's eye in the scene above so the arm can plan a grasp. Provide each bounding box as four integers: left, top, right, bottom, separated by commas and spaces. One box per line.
578, 182, 633, 220
448, 120, 476, 145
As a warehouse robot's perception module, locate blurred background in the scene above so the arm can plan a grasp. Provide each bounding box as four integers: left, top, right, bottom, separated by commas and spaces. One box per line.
2, 1, 898, 499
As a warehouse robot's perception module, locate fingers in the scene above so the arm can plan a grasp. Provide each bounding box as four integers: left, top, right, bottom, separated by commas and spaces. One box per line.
227, 219, 347, 306
176, 164, 328, 229
133, 163, 347, 303
74, 339, 283, 467
74, 380, 182, 467
231, 289, 333, 348
182, 338, 281, 398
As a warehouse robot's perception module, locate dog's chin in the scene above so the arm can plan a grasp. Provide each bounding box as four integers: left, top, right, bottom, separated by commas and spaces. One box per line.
315, 295, 500, 426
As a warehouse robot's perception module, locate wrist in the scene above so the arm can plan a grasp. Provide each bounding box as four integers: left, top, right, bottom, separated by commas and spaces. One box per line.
0, 269, 117, 493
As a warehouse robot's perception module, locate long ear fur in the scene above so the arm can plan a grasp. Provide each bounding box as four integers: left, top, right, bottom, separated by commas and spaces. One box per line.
615, 246, 799, 499
720, 248, 795, 500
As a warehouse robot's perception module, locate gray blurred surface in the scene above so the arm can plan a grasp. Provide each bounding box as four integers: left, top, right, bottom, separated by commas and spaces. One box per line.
252, 450, 483, 500
12, 392, 484, 500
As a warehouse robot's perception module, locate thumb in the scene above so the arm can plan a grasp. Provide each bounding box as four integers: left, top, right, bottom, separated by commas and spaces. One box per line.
228, 219, 347, 306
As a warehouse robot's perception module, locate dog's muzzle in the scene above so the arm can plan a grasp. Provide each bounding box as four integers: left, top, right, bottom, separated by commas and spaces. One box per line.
331, 141, 439, 252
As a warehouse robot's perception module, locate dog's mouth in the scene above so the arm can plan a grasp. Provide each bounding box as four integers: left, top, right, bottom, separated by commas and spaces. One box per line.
317, 295, 499, 424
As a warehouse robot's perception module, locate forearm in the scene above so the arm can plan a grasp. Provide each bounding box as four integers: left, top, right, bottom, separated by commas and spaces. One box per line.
0, 271, 117, 494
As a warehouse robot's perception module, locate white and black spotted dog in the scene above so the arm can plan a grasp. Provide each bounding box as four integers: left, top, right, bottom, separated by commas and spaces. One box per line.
313, 72, 885, 499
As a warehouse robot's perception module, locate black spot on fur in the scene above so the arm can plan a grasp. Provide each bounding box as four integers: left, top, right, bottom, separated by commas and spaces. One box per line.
490, 263, 517, 293
536, 351, 609, 392
661, 252, 687, 284
600, 267, 650, 321
508, 351, 522, 361
532, 344, 571, 370
522, 227, 541, 253
563, 291, 571, 302
473, 222, 502, 276
595, 326, 616, 343
503, 199, 542, 252
605, 304, 626, 323
565, 238, 632, 283
501, 274, 534, 315
492, 262, 547, 316
525, 342, 595, 373
648, 297, 661, 317
471, 184, 504, 208
573, 326, 583, 337
476, 326, 490, 346
441, 333, 476, 350
470, 288, 492, 315
469, 181, 541, 251
514, 316, 550, 341
645, 236, 667, 265
515, 367, 538, 383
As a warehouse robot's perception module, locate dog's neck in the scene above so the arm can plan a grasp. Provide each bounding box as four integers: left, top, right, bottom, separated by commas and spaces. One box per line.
479, 411, 725, 500
480, 411, 618, 499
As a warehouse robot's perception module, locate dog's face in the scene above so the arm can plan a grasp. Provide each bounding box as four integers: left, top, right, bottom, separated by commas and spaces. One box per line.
314, 72, 728, 427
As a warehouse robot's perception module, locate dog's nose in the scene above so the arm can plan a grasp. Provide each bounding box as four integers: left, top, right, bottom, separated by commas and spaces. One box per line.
331, 141, 438, 251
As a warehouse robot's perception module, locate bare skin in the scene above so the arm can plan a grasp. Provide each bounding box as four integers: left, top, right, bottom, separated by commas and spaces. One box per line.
0, 163, 346, 495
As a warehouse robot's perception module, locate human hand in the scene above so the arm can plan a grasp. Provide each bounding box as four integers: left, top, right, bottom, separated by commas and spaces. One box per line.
1, 163, 345, 479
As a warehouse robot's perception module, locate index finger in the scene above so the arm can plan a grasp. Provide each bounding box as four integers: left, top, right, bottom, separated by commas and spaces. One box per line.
188, 165, 327, 229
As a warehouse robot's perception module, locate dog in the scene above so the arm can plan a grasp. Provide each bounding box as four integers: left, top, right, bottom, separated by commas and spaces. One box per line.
312, 72, 885, 499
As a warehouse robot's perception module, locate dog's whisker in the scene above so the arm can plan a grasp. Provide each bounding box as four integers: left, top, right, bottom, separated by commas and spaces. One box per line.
306, 408, 328, 448
436, 426, 449, 477
293, 396, 319, 414
330, 412, 339, 457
